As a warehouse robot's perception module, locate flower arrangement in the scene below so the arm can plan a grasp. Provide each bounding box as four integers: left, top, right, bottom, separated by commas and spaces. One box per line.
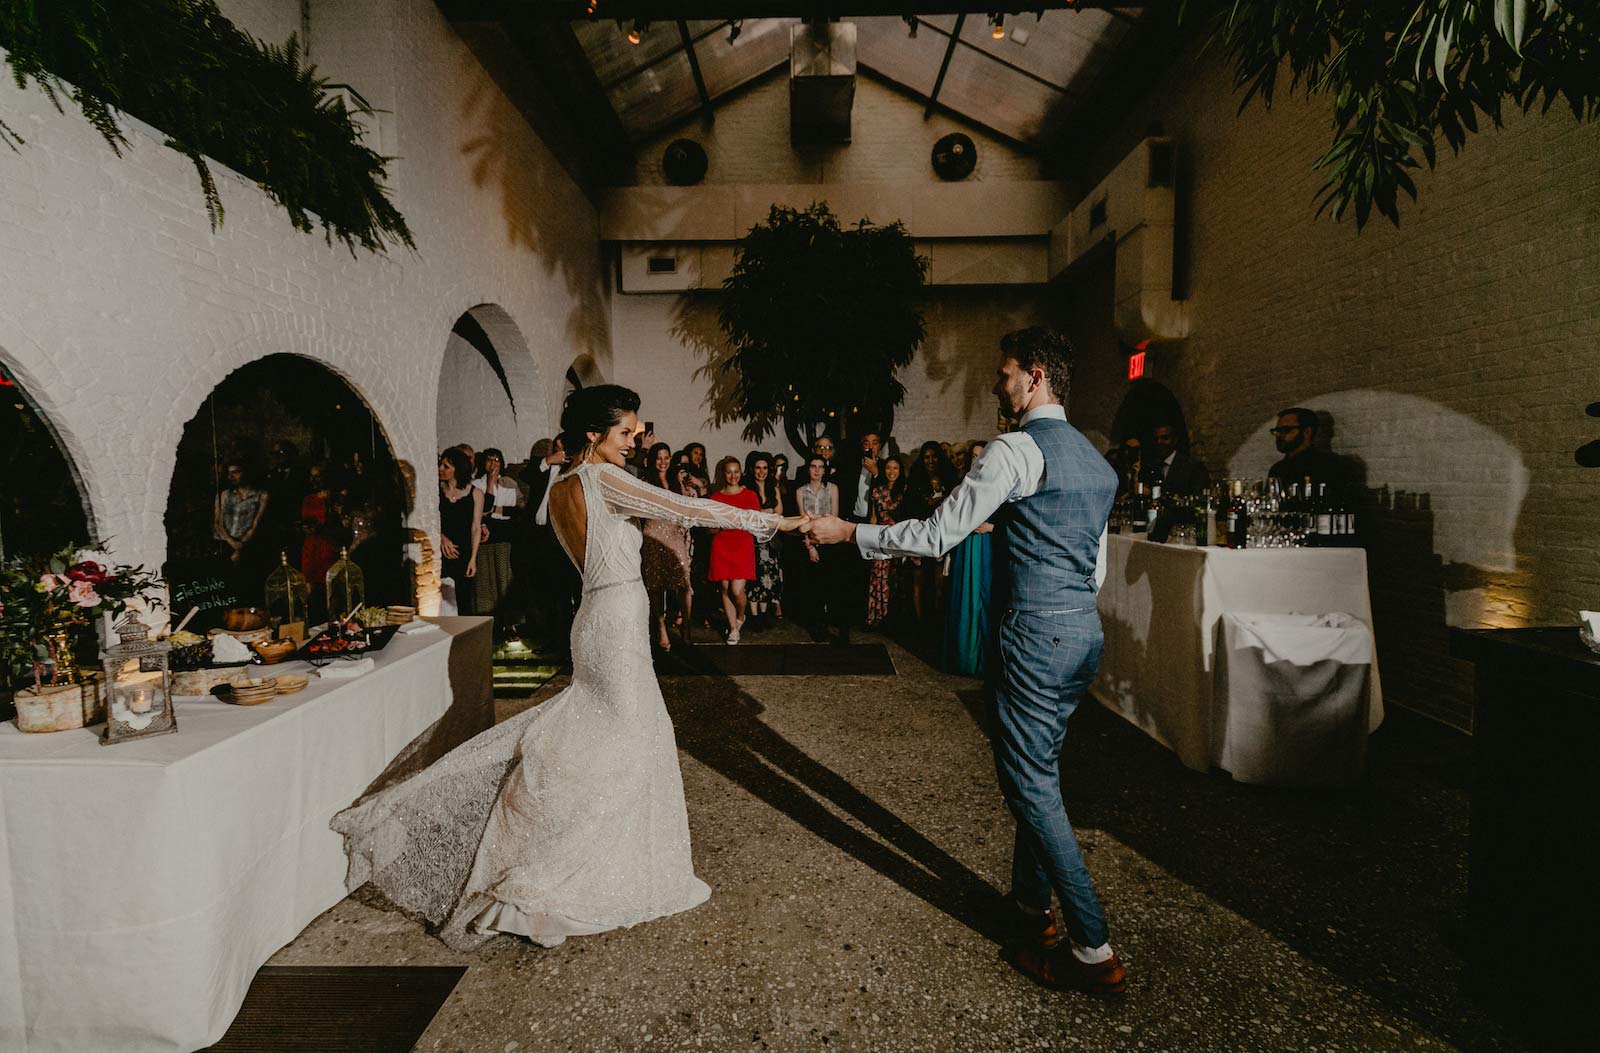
0, 542, 165, 693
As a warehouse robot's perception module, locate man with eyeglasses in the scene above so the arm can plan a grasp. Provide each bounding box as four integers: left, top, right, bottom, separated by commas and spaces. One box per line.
1268, 407, 1351, 499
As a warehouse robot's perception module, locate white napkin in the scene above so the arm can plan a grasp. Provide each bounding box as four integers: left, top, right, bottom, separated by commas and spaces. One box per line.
1580, 611, 1600, 638
1225, 611, 1374, 666
209, 634, 252, 664
316, 657, 376, 679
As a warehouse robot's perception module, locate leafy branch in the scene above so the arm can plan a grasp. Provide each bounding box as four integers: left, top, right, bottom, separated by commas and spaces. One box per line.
1190, 0, 1598, 227
0, 0, 413, 254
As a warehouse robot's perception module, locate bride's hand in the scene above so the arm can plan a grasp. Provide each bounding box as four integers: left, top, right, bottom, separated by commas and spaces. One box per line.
777, 515, 809, 533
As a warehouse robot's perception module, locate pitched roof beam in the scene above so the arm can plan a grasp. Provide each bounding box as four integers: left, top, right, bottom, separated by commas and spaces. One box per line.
678, 19, 714, 111
925, 12, 965, 117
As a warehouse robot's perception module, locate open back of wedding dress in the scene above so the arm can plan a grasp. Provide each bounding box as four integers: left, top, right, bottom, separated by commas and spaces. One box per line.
332, 462, 777, 950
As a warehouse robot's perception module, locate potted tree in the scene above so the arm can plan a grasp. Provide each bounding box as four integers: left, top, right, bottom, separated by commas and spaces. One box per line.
0, 542, 164, 732
710, 202, 928, 452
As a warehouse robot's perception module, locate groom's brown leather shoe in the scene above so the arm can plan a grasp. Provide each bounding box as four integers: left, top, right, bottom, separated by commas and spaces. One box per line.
1003, 944, 1127, 996
1013, 906, 1063, 949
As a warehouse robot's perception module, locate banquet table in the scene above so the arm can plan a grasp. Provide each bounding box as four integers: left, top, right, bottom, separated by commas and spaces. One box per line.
0, 617, 488, 1053
1092, 534, 1384, 772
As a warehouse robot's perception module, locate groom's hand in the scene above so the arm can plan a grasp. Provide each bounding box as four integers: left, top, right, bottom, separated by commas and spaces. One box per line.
806, 515, 855, 545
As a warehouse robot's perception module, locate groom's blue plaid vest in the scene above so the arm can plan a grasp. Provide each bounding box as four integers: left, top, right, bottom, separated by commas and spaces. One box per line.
992, 415, 1118, 612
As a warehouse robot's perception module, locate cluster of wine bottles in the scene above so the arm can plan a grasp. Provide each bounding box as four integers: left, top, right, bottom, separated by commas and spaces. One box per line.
1110, 477, 1356, 549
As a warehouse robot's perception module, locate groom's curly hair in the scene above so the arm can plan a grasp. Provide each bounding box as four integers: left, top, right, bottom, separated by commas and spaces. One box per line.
1000, 327, 1073, 405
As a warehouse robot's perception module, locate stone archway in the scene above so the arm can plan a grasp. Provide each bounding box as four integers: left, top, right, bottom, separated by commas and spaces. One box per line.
162, 353, 410, 624
0, 354, 94, 560
437, 304, 549, 463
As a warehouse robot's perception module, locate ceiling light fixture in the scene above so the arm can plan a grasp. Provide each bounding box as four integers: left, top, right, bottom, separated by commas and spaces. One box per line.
728, 19, 743, 44
990, 14, 1006, 40
903, 15, 918, 38
627, 19, 647, 45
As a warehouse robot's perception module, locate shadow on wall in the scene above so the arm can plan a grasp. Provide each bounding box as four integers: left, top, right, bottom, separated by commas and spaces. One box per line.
1226, 390, 1530, 728
456, 69, 610, 371
916, 289, 1051, 436
672, 293, 751, 442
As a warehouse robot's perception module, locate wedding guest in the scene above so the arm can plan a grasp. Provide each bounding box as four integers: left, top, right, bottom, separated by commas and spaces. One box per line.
438, 447, 483, 617
472, 448, 520, 627
262, 439, 306, 562
905, 441, 955, 634
213, 462, 270, 582
811, 435, 838, 480
300, 462, 342, 616
1142, 420, 1209, 496
942, 440, 994, 676
745, 451, 784, 630
796, 454, 848, 643
1268, 406, 1355, 499
517, 437, 578, 645
865, 455, 909, 630
641, 442, 693, 650
771, 453, 794, 513
708, 456, 760, 645
677, 451, 717, 633
949, 442, 971, 480
684, 443, 710, 484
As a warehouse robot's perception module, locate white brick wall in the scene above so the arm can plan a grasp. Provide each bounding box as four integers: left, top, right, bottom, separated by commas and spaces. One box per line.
1076, 46, 1600, 727
613, 74, 1056, 461
0, 0, 606, 575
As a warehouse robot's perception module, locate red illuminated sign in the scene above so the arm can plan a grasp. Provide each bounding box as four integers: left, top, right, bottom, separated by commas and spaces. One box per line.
1127, 351, 1146, 380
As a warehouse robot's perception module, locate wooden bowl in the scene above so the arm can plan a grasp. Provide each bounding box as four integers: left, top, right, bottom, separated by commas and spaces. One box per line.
274, 674, 309, 695
252, 639, 295, 664
223, 607, 269, 632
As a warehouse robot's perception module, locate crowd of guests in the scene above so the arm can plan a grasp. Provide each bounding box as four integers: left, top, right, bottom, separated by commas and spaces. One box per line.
435, 429, 997, 674
209, 440, 406, 618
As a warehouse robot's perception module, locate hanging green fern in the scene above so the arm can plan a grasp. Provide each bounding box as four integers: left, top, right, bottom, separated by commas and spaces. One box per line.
1, 0, 413, 254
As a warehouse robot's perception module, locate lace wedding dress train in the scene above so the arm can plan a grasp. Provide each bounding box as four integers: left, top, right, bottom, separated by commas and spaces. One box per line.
332, 463, 778, 950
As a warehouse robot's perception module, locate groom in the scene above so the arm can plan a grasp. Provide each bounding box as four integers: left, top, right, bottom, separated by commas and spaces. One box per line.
805, 327, 1124, 994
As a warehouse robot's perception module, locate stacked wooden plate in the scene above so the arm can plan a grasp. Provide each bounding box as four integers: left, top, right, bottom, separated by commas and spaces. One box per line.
223, 677, 278, 706
386, 605, 416, 625
274, 674, 309, 695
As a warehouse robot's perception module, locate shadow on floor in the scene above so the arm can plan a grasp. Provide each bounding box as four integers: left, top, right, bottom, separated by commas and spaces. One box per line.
1062, 700, 1516, 1052
665, 676, 1008, 944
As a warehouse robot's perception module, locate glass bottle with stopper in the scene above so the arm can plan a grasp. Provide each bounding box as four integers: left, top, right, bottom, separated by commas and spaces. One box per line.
325, 547, 365, 623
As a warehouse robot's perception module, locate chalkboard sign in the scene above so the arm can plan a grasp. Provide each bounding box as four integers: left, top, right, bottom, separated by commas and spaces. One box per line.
163, 558, 246, 633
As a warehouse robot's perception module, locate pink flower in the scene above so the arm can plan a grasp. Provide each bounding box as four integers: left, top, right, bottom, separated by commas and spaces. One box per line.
38, 573, 65, 591
67, 580, 101, 608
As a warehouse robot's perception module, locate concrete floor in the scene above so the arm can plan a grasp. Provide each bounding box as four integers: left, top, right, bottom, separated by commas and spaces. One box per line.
271, 623, 1524, 1052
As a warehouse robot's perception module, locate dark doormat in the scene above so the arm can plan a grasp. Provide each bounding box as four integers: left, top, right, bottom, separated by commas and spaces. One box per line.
203, 965, 466, 1052
655, 643, 897, 676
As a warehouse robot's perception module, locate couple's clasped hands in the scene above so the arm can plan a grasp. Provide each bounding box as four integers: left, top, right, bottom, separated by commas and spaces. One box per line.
775, 514, 852, 545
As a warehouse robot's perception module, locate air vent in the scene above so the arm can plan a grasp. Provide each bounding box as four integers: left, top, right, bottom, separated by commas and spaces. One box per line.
647, 256, 677, 274
1088, 198, 1108, 230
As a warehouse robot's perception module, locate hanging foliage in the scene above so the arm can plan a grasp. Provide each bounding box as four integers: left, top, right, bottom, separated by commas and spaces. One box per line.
0, 0, 413, 254
711, 203, 928, 453
1189, 0, 1598, 228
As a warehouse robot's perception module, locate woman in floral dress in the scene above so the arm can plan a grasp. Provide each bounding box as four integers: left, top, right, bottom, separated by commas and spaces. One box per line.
865, 457, 909, 629
744, 452, 784, 629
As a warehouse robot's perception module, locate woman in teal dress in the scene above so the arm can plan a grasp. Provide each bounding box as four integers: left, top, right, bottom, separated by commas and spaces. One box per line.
940, 441, 992, 676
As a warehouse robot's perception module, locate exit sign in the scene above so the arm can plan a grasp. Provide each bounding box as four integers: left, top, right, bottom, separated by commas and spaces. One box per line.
1127, 351, 1146, 380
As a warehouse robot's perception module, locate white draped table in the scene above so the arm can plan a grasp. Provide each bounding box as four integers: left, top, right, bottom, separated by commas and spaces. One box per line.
1091, 534, 1384, 772
0, 622, 457, 1052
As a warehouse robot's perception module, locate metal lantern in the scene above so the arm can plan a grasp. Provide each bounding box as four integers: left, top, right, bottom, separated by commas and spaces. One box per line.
100, 612, 178, 745
325, 546, 365, 621
264, 551, 310, 627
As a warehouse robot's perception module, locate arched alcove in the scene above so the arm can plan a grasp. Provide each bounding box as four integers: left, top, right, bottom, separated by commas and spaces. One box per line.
0, 358, 93, 560
163, 354, 410, 623
1108, 379, 1191, 451
437, 304, 548, 462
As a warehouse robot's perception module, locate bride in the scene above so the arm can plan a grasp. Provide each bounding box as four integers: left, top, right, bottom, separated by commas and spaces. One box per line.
333, 384, 805, 949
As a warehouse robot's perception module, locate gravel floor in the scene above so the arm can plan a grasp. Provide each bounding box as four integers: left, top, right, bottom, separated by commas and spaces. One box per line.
271, 622, 1528, 1052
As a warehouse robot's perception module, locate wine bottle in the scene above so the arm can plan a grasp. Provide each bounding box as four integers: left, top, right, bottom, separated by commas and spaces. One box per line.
1226, 479, 1248, 548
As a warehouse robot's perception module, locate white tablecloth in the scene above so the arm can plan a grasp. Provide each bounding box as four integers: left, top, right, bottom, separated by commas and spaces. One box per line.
0, 622, 454, 1052
1092, 535, 1383, 771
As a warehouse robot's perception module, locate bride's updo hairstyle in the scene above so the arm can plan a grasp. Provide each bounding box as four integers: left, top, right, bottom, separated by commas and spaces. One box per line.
559, 383, 642, 459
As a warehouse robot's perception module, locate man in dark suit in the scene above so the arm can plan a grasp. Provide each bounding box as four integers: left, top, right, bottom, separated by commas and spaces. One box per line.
1267, 407, 1354, 500
513, 437, 578, 646
1143, 421, 1209, 496
820, 430, 885, 644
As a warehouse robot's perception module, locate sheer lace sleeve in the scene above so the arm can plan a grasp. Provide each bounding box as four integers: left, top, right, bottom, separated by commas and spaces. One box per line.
597, 464, 780, 541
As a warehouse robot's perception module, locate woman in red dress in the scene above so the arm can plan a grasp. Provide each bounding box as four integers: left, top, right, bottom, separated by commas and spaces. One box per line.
300, 462, 342, 617
708, 455, 760, 645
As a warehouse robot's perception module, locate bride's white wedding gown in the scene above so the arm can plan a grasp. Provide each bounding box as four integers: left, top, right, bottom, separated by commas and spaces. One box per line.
332, 462, 778, 950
